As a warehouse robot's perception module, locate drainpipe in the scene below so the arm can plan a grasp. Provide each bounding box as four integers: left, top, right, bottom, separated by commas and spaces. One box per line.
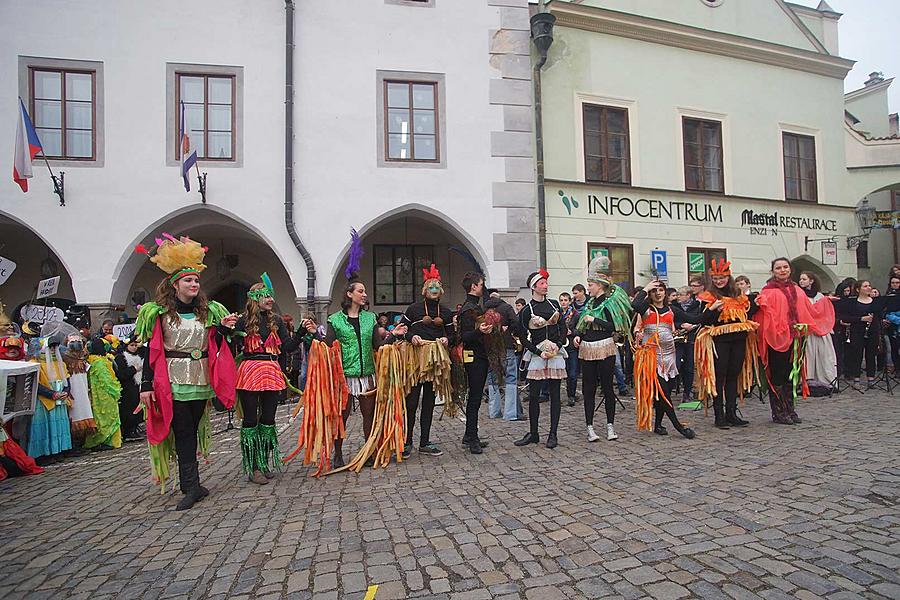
531, 7, 556, 269
285, 0, 317, 315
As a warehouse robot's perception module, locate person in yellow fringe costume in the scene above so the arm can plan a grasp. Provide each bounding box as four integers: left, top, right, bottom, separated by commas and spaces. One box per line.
400, 264, 452, 460
133, 234, 237, 511
695, 259, 759, 430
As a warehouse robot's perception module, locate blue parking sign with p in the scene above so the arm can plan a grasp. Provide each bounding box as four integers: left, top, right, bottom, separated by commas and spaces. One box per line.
650, 250, 667, 279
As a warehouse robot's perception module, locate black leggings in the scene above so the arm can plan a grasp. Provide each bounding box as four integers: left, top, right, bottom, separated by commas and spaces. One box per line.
528, 378, 561, 437
713, 334, 747, 413
172, 399, 207, 467
654, 376, 686, 431
239, 390, 279, 428
845, 326, 878, 378
464, 358, 488, 439
581, 356, 617, 425
406, 383, 436, 447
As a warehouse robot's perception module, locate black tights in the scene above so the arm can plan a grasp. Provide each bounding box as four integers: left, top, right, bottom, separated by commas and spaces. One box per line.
464, 358, 488, 440
333, 394, 375, 457
653, 377, 686, 432
239, 390, 279, 428
406, 383, 435, 447
766, 347, 796, 419
528, 378, 561, 437
172, 399, 207, 467
713, 334, 746, 416
581, 355, 616, 426
845, 326, 878, 378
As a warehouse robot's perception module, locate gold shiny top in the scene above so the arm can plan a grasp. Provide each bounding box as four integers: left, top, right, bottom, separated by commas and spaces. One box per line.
163, 315, 209, 386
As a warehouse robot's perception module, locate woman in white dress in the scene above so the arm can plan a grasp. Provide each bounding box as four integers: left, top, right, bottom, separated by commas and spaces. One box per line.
799, 272, 837, 388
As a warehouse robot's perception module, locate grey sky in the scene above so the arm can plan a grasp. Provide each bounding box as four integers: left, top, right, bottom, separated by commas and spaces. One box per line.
791, 0, 900, 111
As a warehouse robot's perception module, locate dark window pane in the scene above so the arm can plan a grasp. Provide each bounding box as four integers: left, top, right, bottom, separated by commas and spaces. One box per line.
799, 137, 815, 160
801, 179, 816, 201
396, 286, 414, 304
703, 146, 721, 169
608, 134, 627, 159
801, 158, 817, 181
607, 160, 623, 183
606, 109, 626, 133
686, 167, 701, 190
783, 134, 799, 158
704, 169, 722, 191
683, 120, 700, 145
786, 178, 800, 200
701, 123, 720, 147
375, 265, 394, 283
33, 71, 61, 99
65, 72, 92, 101
586, 158, 602, 181
684, 143, 701, 166
585, 133, 601, 157
375, 285, 393, 304
584, 107, 601, 132
386, 83, 410, 108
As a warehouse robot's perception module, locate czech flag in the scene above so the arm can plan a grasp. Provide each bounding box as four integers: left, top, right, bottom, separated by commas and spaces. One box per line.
180, 101, 197, 192
13, 96, 43, 192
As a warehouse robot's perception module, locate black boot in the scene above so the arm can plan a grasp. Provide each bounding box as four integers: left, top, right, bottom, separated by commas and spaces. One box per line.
788, 396, 802, 424
461, 435, 488, 448
176, 462, 203, 511
772, 385, 794, 425
678, 426, 696, 440
545, 433, 558, 449
726, 407, 749, 427
713, 399, 730, 429
514, 431, 539, 446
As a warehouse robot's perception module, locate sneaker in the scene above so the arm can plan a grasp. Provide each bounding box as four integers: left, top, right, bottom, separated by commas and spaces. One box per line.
587, 425, 600, 442
402, 443, 412, 459
606, 423, 618, 441
418, 443, 443, 457
567, 396, 576, 407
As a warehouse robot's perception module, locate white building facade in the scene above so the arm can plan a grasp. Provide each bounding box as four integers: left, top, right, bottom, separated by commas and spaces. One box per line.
0, 0, 538, 324
538, 0, 900, 295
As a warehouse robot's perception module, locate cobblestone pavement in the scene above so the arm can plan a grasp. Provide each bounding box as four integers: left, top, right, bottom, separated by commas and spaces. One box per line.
2, 388, 900, 600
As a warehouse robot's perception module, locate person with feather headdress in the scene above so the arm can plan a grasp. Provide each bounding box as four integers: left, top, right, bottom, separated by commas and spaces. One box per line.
572, 255, 633, 443
133, 234, 238, 511
222, 272, 304, 484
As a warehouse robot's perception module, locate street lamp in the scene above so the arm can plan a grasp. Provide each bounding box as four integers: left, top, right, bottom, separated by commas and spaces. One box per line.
847, 198, 877, 249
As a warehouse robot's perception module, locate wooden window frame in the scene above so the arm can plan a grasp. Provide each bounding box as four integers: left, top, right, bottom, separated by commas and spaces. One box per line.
373, 244, 435, 305
29, 67, 97, 160
175, 72, 236, 162
686, 247, 728, 276
586, 242, 634, 290
682, 117, 724, 194
583, 104, 631, 185
782, 132, 818, 203
383, 80, 440, 164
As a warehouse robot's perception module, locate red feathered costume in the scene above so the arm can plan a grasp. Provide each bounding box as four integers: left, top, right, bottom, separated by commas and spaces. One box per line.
0, 423, 44, 481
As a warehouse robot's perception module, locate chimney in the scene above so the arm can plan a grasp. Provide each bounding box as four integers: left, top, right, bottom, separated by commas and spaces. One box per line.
865, 71, 886, 86
891, 113, 899, 137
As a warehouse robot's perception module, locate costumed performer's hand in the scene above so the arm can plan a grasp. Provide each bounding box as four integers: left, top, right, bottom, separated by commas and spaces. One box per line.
709, 299, 724, 311
302, 318, 317, 333
573, 336, 581, 348
540, 351, 551, 360
584, 315, 595, 323
479, 322, 493, 334
221, 313, 238, 328
393, 324, 408, 337
862, 315, 873, 323
682, 323, 695, 331
644, 281, 660, 293
411, 335, 424, 346
439, 337, 448, 346
140, 391, 156, 410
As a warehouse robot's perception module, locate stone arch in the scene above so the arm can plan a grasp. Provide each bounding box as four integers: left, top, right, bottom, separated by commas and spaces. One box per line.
791, 254, 837, 293
110, 206, 301, 316
0, 211, 77, 310
325, 205, 492, 314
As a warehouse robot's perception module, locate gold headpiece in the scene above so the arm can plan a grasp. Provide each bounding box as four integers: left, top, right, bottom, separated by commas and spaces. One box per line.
135, 233, 208, 283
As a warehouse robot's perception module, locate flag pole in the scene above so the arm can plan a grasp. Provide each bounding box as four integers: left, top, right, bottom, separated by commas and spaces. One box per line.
195, 158, 207, 204
38, 152, 65, 207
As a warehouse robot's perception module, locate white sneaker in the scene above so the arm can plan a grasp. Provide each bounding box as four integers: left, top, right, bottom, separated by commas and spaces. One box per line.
587, 425, 600, 442
606, 423, 618, 441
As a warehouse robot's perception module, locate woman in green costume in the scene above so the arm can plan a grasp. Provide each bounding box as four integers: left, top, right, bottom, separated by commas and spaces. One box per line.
134, 235, 237, 511
321, 280, 406, 467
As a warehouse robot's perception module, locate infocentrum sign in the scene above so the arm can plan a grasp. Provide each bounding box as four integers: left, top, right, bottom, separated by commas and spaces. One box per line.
558, 190, 722, 222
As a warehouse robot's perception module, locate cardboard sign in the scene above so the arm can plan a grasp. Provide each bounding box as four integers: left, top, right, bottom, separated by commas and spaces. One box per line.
21, 304, 64, 325
113, 324, 135, 340
36, 276, 60, 299
0, 256, 16, 285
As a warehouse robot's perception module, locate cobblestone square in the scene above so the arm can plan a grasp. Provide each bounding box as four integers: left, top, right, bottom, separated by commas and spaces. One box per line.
2, 390, 899, 600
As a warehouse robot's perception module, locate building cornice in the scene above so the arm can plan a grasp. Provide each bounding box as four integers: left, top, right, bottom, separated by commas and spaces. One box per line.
550, 2, 854, 80
844, 78, 894, 102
